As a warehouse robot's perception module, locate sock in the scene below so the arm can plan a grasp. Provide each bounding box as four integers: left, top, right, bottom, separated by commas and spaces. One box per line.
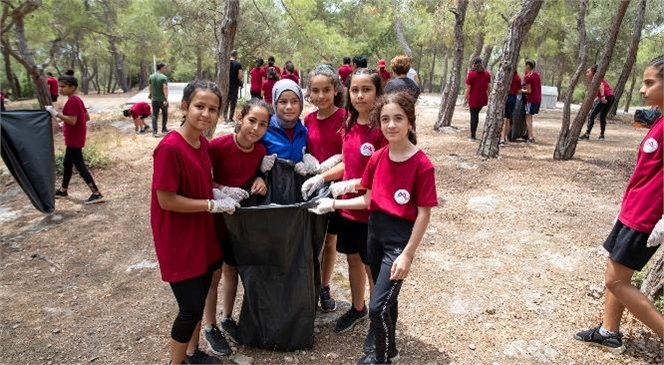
599, 326, 616, 337
204, 325, 214, 331
354, 303, 365, 312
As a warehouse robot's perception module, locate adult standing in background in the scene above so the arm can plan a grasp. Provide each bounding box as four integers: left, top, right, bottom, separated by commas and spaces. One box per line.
406, 66, 420, 87
225, 50, 244, 123
384, 55, 420, 101
46, 72, 59, 103
148, 63, 169, 137
464, 57, 491, 141
521, 59, 541, 143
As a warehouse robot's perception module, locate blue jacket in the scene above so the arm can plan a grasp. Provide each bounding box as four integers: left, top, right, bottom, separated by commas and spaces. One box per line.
261, 115, 308, 162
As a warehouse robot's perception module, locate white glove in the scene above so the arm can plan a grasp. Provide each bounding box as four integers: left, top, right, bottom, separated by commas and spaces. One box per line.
212, 188, 228, 200
301, 174, 325, 200
294, 154, 320, 176
329, 179, 358, 198
220, 186, 250, 202
210, 197, 240, 214
318, 154, 342, 173
260, 154, 277, 173
45, 105, 57, 118
647, 215, 664, 247
309, 198, 335, 215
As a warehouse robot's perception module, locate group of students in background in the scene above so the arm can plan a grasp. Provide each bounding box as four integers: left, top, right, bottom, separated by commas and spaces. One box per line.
248, 55, 301, 104
151, 60, 437, 364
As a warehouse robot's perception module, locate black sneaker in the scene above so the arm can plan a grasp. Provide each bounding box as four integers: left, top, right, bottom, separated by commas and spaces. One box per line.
162, 128, 170, 134
363, 326, 375, 353
598, 134, 605, 140
527, 137, 536, 143
84, 193, 105, 205
334, 305, 368, 333
203, 325, 231, 356
220, 317, 239, 344
498, 141, 505, 147
55, 189, 68, 198
184, 349, 222, 364
578, 134, 590, 140
574, 326, 626, 354
320, 286, 337, 312
356, 352, 389, 365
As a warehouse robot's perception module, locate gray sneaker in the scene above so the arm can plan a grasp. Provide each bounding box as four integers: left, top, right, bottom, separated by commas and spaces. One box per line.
334, 305, 368, 333
184, 349, 221, 364
220, 317, 239, 344
203, 325, 231, 356
574, 326, 626, 354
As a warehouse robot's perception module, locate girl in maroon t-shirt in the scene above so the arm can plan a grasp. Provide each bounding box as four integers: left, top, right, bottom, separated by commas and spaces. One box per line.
249, 58, 265, 99
201, 98, 272, 352
50, 73, 105, 204
579, 64, 616, 140
151, 80, 240, 365
312, 92, 438, 364
575, 55, 664, 352
464, 57, 491, 141
261, 67, 279, 104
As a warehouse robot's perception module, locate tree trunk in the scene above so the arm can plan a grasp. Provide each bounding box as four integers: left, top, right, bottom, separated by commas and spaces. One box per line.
211, 0, 240, 138
427, 46, 438, 94
108, 35, 128, 92
624, 67, 637, 112
641, 253, 664, 302
139, 59, 148, 90
480, 44, 493, 69
441, 46, 449, 93
553, 0, 630, 160
477, 0, 543, 157
433, 0, 469, 131
609, 0, 646, 117
393, 0, 412, 57
196, 48, 203, 80
106, 64, 114, 94
1, 44, 20, 98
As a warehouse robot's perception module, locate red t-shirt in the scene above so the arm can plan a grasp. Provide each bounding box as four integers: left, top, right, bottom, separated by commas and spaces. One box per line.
466, 70, 491, 108
262, 79, 277, 104
509, 73, 522, 96
62, 95, 87, 148
618, 117, 663, 233
596, 79, 614, 98
361, 147, 438, 222
340, 123, 388, 223
250, 67, 265, 92
130, 102, 151, 118
304, 108, 345, 162
209, 133, 266, 188
524, 71, 542, 103
151, 132, 220, 283
47, 76, 59, 96
282, 73, 300, 85
379, 68, 391, 86
338, 65, 353, 85
264, 65, 281, 75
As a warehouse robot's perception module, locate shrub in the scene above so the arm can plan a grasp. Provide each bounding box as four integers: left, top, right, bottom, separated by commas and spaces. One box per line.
53, 144, 112, 175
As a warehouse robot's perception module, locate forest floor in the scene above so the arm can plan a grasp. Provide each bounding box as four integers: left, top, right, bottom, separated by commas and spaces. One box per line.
1, 92, 663, 365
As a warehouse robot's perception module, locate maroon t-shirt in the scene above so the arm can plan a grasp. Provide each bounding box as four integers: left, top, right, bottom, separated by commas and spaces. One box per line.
130, 102, 151, 118
262, 79, 277, 104
282, 73, 300, 85
304, 108, 345, 162
361, 147, 438, 222
250, 67, 265, 93
338, 65, 353, 84
62, 95, 87, 148
151, 132, 220, 283
379, 68, 391, 86
509, 73, 522, 96
47, 76, 59, 96
618, 117, 663, 233
340, 123, 388, 223
524, 71, 542, 103
596, 79, 614, 98
209, 133, 266, 188
466, 70, 491, 108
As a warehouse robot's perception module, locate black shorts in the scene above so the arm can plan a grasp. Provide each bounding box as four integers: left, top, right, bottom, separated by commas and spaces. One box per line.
326, 211, 342, 235
51, 95, 58, 102
603, 220, 659, 271
139, 114, 150, 120
504, 95, 516, 119
526, 102, 540, 115
213, 215, 236, 267
336, 216, 369, 264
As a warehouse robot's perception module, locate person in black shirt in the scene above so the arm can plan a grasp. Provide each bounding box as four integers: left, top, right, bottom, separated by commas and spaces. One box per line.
226, 50, 244, 123
384, 55, 420, 101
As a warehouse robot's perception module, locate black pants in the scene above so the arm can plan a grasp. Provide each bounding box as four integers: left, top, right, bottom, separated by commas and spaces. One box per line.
250, 91, 262, 99
586, 95, 615, 136
367, 211, 414, 363
169, 271, 213, 343
225, 87, 239, 121
151, 100, 168, 132
61, 147, 98, 191
469, 107, 482, 139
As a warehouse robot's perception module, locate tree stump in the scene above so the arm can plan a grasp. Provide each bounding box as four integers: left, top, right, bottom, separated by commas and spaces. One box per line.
641, 252, 664, 302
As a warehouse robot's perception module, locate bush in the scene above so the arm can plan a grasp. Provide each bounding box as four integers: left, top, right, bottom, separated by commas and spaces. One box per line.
53, 144, 112, 175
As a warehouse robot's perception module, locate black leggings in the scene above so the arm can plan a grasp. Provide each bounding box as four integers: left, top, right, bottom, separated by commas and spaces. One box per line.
586, 96, 615, 136
367, 211, 414, 362
469, 107, 482, 139
61, 147, 98, 191
169, 271, 212, 343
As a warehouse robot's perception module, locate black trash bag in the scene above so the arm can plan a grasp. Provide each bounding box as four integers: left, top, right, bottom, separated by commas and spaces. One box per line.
223, 159, 329, 351
1, 110, 55, 213
634, 108, 661, 128
509, 95, 528, 141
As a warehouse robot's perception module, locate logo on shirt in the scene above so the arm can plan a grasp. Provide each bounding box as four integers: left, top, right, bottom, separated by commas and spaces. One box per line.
360, 143, 375, 157
643, 138, 658, 153
394, 189, 410, 205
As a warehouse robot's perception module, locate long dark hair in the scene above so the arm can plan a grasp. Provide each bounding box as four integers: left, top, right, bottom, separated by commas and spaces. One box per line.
370, 92, 417, 145
305, 64, 344, 108
344, 68, 383, 134
180, 80, 222, 125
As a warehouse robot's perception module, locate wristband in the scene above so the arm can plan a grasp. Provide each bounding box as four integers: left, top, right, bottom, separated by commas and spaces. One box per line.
207, 199, 212, 212
332, 200, 336, 210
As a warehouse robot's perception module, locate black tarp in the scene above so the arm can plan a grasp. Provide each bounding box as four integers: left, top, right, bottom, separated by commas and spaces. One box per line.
222, 160, 329, 351
1, 110, 55, 213
508, 95, 528, 141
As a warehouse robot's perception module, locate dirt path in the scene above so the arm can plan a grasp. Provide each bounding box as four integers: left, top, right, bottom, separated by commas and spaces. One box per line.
1, 94, 662, 364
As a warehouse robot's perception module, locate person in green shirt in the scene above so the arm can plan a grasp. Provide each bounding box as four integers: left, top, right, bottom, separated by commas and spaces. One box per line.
149, 63, 170, 137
